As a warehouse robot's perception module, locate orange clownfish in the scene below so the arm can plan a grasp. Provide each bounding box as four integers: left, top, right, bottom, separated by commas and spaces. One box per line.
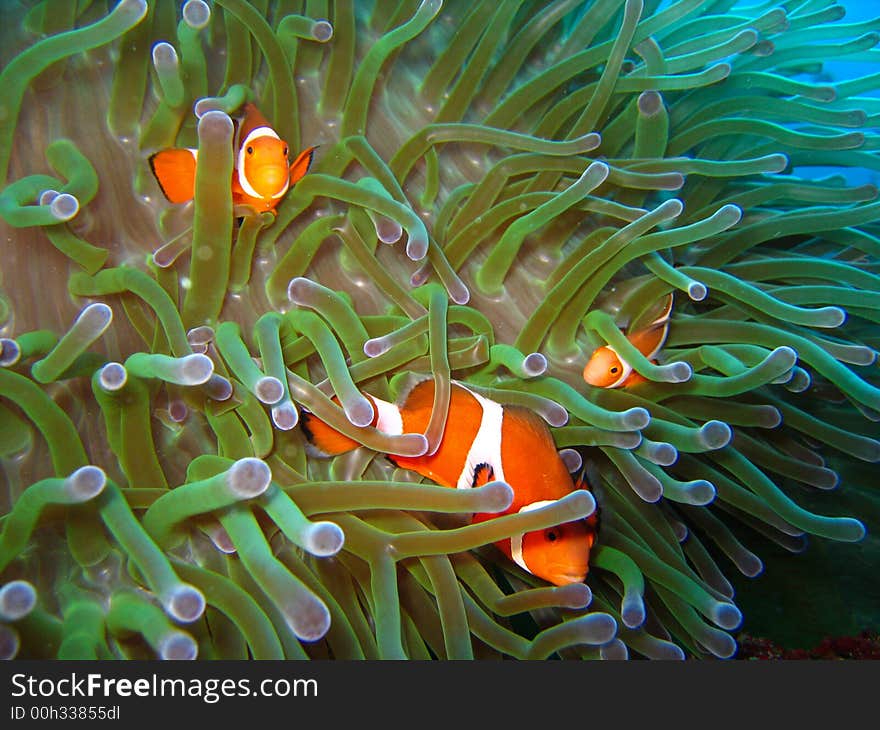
583, 294, 674, 389
300, 379, 598, 587
149, 103, 315, 212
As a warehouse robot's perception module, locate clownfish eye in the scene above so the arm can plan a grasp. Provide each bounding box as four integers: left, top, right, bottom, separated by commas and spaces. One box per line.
283, 146, 289, 157
246, 146, 254, 155
545, 527, 561, 542
610, 366, 619, 374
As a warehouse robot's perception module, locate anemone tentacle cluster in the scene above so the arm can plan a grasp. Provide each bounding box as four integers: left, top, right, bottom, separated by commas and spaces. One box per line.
0, 0, 877, 660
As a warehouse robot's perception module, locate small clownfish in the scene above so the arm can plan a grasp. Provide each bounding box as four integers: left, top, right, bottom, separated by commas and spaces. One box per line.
300, 379, 598, 587
149, 103, 315, 213
583, 294, 674, 389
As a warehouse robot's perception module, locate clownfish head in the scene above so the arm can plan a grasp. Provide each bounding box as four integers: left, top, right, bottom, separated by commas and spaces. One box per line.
240, 134, 290, 199
513, 517, 596, 586
583, 346, 627, 388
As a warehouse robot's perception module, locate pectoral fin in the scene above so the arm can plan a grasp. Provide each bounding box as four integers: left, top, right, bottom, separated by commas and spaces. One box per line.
289, 146, 317, 184
471, 463, 495, 488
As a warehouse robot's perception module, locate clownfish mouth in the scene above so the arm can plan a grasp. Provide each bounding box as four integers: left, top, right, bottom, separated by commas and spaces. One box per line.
546, 568, 588, 586
248, 165, 288, 197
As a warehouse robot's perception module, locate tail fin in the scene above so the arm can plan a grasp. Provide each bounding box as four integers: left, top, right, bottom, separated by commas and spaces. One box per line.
149, 148, 198, 203
299, 410, 362, 457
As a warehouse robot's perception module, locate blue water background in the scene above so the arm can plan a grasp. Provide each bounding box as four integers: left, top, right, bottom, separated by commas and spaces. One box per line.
725, 0, 880, 646
792, 0, 879, 185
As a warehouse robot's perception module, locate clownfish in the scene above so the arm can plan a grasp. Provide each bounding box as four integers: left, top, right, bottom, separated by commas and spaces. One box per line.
300, 379, 598, 587
149, 103, 315, 212
583, 294, 674, 389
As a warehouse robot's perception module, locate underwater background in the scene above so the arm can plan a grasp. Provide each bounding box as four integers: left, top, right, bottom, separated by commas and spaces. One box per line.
0, 0, 878, 660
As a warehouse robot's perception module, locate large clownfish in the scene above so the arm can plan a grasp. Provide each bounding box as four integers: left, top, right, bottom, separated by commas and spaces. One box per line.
583, 294, 674, 389
300, 379, 598, 587
149, 103, 315, 212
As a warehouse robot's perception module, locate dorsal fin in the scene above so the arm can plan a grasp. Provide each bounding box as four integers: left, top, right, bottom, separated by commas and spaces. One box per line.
397, 376, 436, 412
499, 403, 575, 505
626, 293, 673, 361
503, 404, 556, 451
236, 103, 274, 149
399, 379, 485, 422
629, 293, 674, 332
655, 293, 674, 326
628, 321, 669, 361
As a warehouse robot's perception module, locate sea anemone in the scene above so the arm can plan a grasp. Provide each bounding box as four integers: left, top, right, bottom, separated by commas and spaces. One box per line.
0, 0, 877, 660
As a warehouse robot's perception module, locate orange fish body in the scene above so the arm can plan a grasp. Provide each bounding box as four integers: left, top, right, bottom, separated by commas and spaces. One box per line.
301, 379, 597, 586
149, 103, 315, 213
583, 295, 673, 389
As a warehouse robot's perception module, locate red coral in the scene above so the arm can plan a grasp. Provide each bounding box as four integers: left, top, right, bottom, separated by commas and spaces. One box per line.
737, 630, 880, 660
